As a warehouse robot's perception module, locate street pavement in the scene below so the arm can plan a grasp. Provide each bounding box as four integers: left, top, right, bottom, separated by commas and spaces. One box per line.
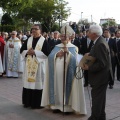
0, 74, 120, 120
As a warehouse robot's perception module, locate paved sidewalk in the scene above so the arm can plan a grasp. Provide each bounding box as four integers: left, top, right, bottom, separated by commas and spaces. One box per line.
0, 75, 120, 120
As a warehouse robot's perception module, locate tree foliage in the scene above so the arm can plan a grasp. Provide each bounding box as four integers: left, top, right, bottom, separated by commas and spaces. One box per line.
1, 13, 13, 25
0, 0, 33, 13
0, 0, 70, 32
102, 20, 117, 28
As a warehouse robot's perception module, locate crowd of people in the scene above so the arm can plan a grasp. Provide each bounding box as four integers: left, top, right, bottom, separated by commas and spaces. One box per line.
0, 23, 120, 120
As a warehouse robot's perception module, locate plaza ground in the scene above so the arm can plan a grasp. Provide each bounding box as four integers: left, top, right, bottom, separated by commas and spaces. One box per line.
0, 75, 120, 120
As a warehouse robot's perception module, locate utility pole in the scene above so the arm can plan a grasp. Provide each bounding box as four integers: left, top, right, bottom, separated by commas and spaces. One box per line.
91, 15, 93, 23
60, 0, 62, 27
58, 0, 63, 29
81, 12, 83, 24
108, 18, 109, 28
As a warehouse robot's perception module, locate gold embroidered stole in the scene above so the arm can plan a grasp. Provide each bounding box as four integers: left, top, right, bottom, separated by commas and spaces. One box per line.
26, 36, 45, 82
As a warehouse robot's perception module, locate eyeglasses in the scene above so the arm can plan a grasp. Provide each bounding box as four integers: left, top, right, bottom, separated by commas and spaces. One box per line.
31, 28, 40, 30
11, 34, 15, 35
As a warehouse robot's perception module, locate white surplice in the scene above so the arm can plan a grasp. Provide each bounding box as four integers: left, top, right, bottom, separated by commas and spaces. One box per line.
0, 52, 3, 74
21, 36, 47, 90
41, 42, 87, 114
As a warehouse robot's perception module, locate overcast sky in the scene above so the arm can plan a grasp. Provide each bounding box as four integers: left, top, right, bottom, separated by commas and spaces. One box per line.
65, 0, 120, 24
1, 1, 120, 24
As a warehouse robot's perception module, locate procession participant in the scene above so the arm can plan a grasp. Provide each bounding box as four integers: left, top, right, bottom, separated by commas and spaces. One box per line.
41, 24, 87, 115
6, 31, 22, 78
0, 35, 5, 76
20, 24, 50, 109
82, 25, 112, 120
48, 31, 61, 52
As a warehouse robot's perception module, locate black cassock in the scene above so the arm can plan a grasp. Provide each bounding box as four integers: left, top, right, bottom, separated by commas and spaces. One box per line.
20, 36, 50, 109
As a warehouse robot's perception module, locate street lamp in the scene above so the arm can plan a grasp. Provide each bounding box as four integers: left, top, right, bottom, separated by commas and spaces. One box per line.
108, 18, 109, 28
81, 12, 83, 24
59, 0, 63, 27
91, 15, 93, 23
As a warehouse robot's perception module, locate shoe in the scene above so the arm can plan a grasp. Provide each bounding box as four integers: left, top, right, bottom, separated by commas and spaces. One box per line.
64, 112, 72, 115
38, 106, 44, 109
53, 109, 61, 113
117, 79, 120, 82
88, 116, 106, 120
109, 85, 113, 89
88, 116, 95, 120
0, 75, 3, 77
23, 104, 29, 108
31, 106, 44, 109
7, 76, 12, 78
84, 84, 88, 87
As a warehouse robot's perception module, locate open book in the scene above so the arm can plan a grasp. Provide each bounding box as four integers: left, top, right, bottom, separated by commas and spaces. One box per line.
79, 54, 96, 67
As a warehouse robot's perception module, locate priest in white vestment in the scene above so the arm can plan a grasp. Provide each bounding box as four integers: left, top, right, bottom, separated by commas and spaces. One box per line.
20, 24, 50, 109
41, 25, 87, 115
6, 31, 22, 77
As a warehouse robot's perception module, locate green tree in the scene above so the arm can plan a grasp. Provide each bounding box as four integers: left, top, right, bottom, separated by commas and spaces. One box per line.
1, 13, 13, 25
0, 0, 70, 32
1, 13, 14, 32
102, 20, 117, 28
0, 0, 33, 13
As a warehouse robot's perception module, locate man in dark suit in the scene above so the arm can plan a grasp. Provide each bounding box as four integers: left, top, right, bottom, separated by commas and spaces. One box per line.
116, 39, 120, 78
71, 32, 82, 54
112, 30, 120, 82
82, 25, 112, 120
81, 30, 93, 55
48, 31, 61, 52
81, 30, 93, 87
103, 29, 115, 89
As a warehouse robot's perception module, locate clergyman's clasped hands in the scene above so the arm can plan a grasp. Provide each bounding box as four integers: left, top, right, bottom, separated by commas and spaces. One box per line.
27, 48, 35, 56
56, 47, 69, 59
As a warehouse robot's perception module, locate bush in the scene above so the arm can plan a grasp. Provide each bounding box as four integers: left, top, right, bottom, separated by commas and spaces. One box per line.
0, 25, 15, 32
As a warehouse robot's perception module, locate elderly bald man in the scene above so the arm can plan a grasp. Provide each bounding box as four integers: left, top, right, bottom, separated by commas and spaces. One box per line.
82, 25, 113, 120
6, 31, 22, 78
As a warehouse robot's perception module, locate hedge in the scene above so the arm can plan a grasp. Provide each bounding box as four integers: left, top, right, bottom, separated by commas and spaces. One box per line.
0, 25, 15, 32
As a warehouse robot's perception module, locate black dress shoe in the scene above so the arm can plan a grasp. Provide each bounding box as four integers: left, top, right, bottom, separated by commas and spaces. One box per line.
117, 79, 120, 82
64, 112, 72, 115
88, 116, 95, 120
7, 76, 12, 78
84, 84, 88, 87
31, 106, 44, 109
38, 106, 44, 109
53, 109, 61, 113
23, 104, 29, 108
88, 116, 105, 120
109, 85, 113, 89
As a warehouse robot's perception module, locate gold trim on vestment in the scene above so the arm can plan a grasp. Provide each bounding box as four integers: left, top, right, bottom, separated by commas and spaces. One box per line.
8, 40, 21, 42
26, 55, 39, 82
28, 78, 36, 82
26, 36, 45, 82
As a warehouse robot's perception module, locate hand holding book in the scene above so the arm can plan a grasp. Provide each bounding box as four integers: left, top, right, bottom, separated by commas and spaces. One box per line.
79, 53, 96, 70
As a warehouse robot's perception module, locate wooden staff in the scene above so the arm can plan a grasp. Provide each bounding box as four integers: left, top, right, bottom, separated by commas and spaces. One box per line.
63, 26, 67, 115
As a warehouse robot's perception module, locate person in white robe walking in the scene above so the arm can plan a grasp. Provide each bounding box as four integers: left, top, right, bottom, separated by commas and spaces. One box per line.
41, 24, 87, 115
6, 31, 22, 78
20, 24, 50, 109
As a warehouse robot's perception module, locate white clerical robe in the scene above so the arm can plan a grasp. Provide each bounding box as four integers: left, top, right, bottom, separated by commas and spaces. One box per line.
6, 37, 22, 77
41, 42, 87, 114
0, 52, 3, 74
21, 36, 47, 90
